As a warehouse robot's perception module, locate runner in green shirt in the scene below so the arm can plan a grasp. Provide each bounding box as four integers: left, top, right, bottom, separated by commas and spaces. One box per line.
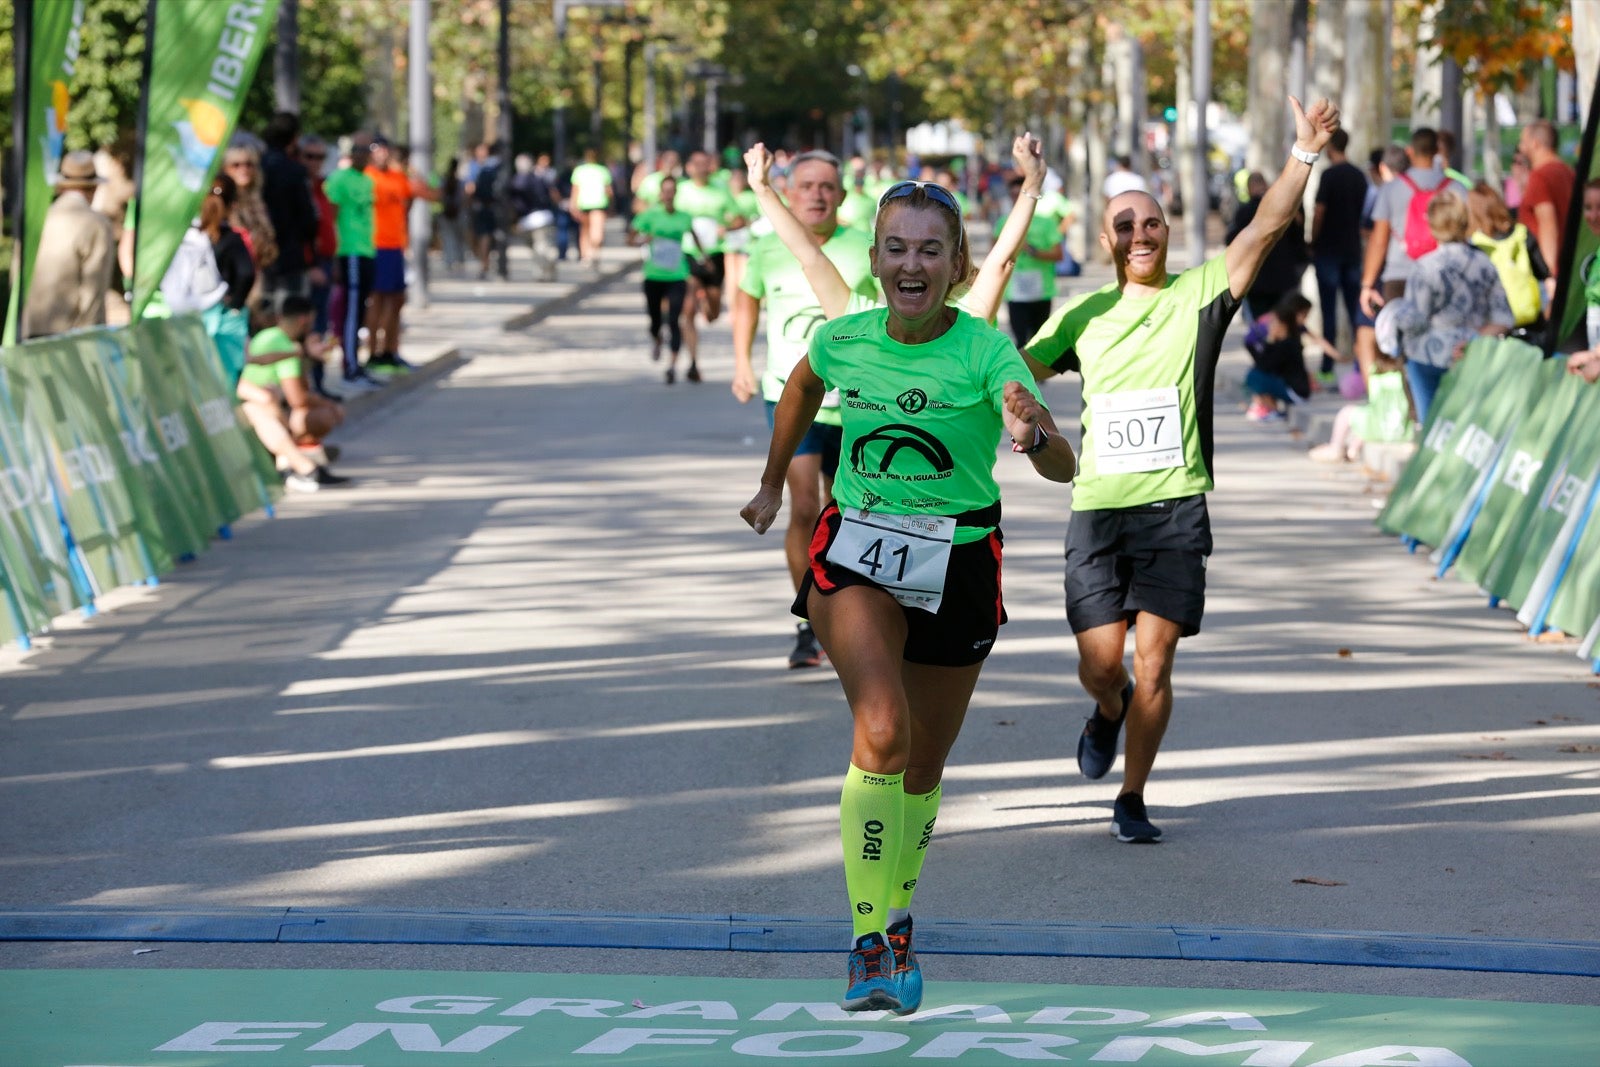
993, 173, 1065, 347
626, 177, 706, 383
731, 149, 876, 670
740, 180, 1075, 1018
632, 150, 680, 210
676, 150, 748, 364
569, 149, 613, 270
1021, 95, 1341, 845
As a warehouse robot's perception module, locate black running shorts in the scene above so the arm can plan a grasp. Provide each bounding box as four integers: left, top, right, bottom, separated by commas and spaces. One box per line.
1063, 494, 1212, 637
794, 503, 1006, 667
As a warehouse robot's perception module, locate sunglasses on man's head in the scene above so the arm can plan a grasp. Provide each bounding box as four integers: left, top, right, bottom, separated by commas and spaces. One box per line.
878, 180, 962, 220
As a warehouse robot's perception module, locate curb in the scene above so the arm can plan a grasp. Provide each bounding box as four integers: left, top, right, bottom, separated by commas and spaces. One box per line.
501, 260, 636, 332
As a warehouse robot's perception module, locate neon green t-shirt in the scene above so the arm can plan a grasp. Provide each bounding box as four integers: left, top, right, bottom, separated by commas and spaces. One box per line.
740, 226, 877, 424
635, 170, 673, 208
1026, 254, 1241, 511
571, 162, 613, 211
993, 212, 1063, 304
632, 207, 695, 282
838, 189, 876, 234
807, 306, 1045, 544
323, 167, 375, 257
724, 189, 761, 253
1035, 191, 1076, 230
674, 179, 741, 255
240, 326, 303, 388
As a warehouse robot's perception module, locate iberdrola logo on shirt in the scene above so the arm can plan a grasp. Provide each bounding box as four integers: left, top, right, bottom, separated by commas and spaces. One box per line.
850, 424, 954, 481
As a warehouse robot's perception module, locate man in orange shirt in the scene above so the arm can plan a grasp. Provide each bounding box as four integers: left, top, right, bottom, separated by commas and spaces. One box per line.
365, 136, 422, 372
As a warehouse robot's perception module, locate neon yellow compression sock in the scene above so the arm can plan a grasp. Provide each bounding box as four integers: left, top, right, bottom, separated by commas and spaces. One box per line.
889, 783, 941, 924
840, 763, 905, 942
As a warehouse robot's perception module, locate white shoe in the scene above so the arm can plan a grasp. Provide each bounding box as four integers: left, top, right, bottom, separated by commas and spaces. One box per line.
284, 471, 321, 493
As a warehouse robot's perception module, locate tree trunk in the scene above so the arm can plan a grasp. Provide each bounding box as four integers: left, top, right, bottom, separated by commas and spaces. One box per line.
1411, 1, 1442, 130
1311, 0, 1345, 106
1342, 0, 1390, 167
1247, 0, 1289, 174
1576, 0, 1600, 128
274, 0, 300, 115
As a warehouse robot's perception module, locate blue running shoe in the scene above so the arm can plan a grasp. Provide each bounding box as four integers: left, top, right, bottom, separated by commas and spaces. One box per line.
1112, 791, 1163, 843
841, 932, 901, 1012
886, 917, 922, 1015
1077, 679, 1132, 780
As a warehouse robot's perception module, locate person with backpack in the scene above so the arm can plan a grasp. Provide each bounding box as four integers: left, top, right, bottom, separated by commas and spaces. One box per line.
466, 142, 505, 281
1359, 128, 1463, 323
1466, 181, 1548, 335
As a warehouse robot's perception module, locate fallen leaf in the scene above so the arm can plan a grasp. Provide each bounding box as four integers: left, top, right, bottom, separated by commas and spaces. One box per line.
1531, 719, 1550, 725
1480, 736, 1506, 741
1551, 714, 1583, 722
1444, 868, 1455, 873
995, 719, 1016, 727
1336, 648, 1354, 658
1559, 744, 1600, 753
1293, 877, 1346, 887
1456, 751, 1515, 760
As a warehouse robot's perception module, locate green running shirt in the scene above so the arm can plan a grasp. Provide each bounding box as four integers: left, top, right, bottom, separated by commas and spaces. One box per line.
673, 179, 741, 254
631, 208, 695, 282
741, 226, 877, 425
808, 306, 1046, 544
323, 167, 375, 258
240, 326, 302, 388
1026, 254, 1241, 511
571, 162, 613, 211
993, 212, 1064, 304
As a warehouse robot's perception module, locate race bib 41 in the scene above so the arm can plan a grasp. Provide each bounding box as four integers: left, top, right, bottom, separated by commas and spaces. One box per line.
825, 508, 956, 613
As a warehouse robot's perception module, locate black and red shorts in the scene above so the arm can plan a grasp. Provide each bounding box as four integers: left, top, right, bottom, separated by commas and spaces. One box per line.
793, 503, 1006, 668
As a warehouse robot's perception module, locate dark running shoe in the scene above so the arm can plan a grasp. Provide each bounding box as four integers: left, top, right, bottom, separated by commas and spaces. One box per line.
886, 917, 922, 1015
1112, 791, 1162, 843
1077, 679, 1132, 780
312, 466, 352, 487
685, 363, 702, 382
841, 932, 901, 1012
789, 622, 823, 669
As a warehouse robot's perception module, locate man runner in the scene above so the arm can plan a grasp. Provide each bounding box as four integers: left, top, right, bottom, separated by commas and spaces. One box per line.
675, 150, 747, 378
731, 149, 877, 668
1024, 96, 1340, 843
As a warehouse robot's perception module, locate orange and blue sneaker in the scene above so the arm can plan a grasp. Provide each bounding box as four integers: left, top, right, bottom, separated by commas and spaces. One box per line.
886, 916, 922, 1015
841, 931, 901, 1012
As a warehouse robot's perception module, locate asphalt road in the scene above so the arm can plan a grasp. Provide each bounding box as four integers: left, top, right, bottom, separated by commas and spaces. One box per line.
3, 265, 1598, 1014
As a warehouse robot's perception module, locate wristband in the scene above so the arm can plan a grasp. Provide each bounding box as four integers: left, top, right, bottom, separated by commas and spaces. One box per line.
1020, 190, 1043, 201
1012, 425, 1049, 455
1290, 145, 1319, 166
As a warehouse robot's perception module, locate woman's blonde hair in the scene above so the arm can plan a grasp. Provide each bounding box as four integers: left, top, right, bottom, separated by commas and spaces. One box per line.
873, 188, 977, 299
1426, 190, 1470, 244
1466, 181, 1512, 237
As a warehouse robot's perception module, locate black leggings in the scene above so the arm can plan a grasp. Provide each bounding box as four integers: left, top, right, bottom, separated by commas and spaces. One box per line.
644, 279, 686, 352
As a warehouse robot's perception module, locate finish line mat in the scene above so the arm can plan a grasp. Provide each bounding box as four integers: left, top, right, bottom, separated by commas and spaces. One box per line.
3, 969, 1596, 1066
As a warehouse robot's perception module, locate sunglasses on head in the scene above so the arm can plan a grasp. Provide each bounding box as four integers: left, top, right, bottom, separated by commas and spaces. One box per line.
878, 180, 962, 220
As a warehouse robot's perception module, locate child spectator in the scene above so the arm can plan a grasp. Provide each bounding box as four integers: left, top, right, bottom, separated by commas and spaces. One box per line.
1307, 354, 1414, 463
1467, 181, 1546, 333
1243, 293, 1339, 421
1576, 179, 1600, 348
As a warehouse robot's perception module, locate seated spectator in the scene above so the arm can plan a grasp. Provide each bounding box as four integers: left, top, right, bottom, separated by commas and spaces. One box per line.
1308, 354, 1413, 463
1385, 191, 1515, 423
1243, 293, 1338, 421
236, 295, 350, 492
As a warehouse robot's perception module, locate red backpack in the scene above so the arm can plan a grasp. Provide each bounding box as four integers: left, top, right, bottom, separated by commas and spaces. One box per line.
1398, 174, 1442, 259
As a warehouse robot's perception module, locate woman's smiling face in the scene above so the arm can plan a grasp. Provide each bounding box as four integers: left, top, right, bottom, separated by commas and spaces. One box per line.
872, 202, 964, 331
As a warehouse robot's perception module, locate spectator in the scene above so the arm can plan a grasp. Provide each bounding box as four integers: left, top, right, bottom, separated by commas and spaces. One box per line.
222, 142, 279, 279
1574, 178, 1600, 348
259, 112, 316, 311
1504, 152, 1529, 213
437, 156, 468, 275
23, 150, 114, 339
1102, 154, 1147, 199
1307, 352, 1413, 464
363, 136, 418, 373
1311, 129, 1369, 377
1227, 171, 1309, 320
94, 132, 138, 326
198, 174, 256, 381
236, 295, 349, 492
1360, 129, 1461, 360
1242, 293, 1337, 420
1386, 191, 1515, 422
1516, 119, 1575, 294
323, 140, 381, 392
1466, 181, 1547, 332
297, 132, 340, 398
510, 153, 559, 282
467, 142, 504, 280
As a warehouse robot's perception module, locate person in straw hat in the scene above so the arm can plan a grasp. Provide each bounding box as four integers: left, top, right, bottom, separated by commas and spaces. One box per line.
23, 149, 116, 339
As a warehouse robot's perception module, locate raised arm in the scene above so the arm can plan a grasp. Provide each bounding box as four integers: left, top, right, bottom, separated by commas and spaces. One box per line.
744, 142, 853, 318
1225, 97, 1339, 300
965, 132, 1047, 322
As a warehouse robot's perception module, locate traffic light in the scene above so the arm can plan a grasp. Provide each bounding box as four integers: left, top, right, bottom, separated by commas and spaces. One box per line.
1163, 106, 1179, 122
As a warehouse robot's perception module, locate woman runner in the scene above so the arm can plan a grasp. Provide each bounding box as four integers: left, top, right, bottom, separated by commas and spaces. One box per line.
740, 181, 1076, 1014
627, 176, 706, 383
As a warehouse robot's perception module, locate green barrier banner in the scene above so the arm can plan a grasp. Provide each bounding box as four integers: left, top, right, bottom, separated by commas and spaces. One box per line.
1486, 386, 1600, 612
86, 326, 220, 560
163, 315, 281, 516
1455, 362, 1588, 590
2, 0, 88, 346
1510, 382, 1600, 630
1377, 339, 1545, 546
131, 0, 280, 319
1543, 470, 1600, 647
0, 364, 80, 640
4, 337, 158, 591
